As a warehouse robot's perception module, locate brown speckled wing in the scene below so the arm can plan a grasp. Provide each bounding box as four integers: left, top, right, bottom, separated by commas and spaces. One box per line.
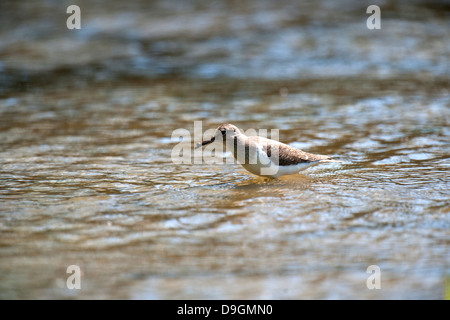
258, 138, 332, 166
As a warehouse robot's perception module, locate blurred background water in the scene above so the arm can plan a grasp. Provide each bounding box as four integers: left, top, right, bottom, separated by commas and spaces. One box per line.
0, 0, 449, 299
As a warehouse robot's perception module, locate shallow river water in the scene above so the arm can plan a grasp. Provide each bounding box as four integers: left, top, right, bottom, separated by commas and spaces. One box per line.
0, 0, 449, 299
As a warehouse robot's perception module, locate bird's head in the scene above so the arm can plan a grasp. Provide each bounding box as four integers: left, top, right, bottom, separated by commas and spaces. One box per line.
195, 124, 241, 149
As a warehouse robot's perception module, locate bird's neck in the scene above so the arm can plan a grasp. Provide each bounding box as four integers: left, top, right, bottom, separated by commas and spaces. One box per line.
224, 134, 246, 154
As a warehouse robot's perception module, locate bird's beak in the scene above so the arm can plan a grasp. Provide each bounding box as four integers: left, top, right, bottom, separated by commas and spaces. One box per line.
195, 136, 215, 149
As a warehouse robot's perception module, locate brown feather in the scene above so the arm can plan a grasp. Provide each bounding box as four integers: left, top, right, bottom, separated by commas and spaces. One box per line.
255, 136, 333, 166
